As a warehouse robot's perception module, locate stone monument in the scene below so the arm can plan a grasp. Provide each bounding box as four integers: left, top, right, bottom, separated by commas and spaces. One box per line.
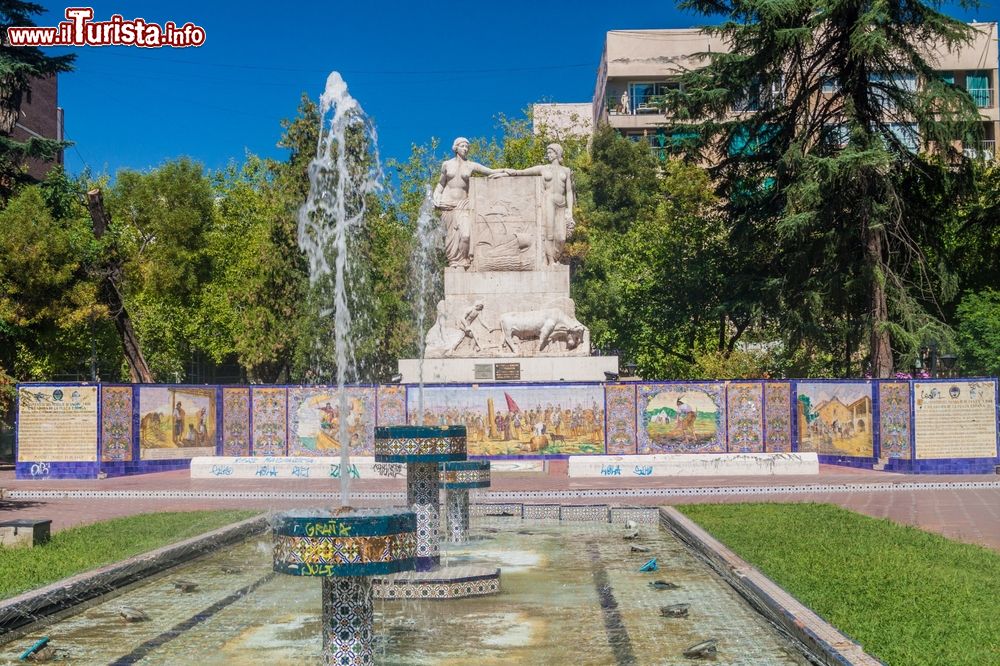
398, 140, 618, 382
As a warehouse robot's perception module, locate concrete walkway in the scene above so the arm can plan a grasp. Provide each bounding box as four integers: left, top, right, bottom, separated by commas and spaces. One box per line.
2, 465, 999, 551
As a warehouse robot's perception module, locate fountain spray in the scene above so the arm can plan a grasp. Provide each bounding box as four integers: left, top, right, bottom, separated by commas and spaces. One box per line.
298, 71, 381, 506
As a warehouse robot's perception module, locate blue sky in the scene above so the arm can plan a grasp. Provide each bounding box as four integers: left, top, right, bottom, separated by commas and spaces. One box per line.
36, 1, 990, 178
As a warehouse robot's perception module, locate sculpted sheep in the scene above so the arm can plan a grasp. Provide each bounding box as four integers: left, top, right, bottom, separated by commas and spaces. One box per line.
499, 308, 587, 353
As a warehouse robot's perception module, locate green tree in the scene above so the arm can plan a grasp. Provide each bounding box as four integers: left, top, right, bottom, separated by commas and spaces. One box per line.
665, 0, 984, 377
199, 156, 307, 382
574, 127, 753, 378
955, 289, 1000, 376
0, 1, 74, 195
107, 159, 216, 380
0, 175, 121, 421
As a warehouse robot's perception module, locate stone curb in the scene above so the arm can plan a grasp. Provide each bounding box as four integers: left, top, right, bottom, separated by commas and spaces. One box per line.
658, 507, 885, 666
0, 514, 268, 642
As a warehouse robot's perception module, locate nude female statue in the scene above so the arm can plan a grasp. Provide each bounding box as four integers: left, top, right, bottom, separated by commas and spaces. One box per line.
433, 137, 505, 269
502, 143, 576, 265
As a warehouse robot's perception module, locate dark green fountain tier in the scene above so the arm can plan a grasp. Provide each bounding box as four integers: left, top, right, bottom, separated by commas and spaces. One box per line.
441, 459, 491, 489
273, 509, 417, 577
373, 425, 468, 463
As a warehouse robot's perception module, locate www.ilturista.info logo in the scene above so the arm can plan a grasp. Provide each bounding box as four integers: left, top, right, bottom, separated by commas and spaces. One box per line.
6, 7, 206, 48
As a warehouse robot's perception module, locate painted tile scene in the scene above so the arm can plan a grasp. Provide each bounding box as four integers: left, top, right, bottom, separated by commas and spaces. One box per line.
796, 383, 874, 457
638, 384, 726, 454
138, 387, 216, 459
410, 385, 605, 455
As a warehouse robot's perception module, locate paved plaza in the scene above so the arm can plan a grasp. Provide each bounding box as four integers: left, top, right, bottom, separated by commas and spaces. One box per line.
2, 465, 999, 552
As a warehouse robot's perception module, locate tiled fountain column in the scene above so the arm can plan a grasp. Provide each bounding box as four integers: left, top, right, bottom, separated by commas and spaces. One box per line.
441, 460, 491, 543
273, 509, 416, 665
375, 425, 467, 571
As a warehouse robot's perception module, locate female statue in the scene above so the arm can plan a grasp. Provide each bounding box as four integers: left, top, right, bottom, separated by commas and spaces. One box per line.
433, 137, 505, 269
503, 143, 576, 265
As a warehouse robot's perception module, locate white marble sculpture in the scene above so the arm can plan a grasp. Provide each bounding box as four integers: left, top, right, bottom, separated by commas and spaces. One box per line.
420, 142, 590, 359
433, 137, 505, 269
501, 143, 576, 266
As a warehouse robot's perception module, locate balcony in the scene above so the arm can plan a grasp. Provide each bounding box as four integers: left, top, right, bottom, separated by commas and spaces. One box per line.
967, 87, 994, 109
606, 93, 665, 116
963, 139, 995, 160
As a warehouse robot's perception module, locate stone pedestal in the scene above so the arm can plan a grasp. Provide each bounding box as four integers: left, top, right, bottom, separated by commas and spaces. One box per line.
0, 519, 51, 548
374, 425, 467, 572
404, 174, 618, 383
399, 355, 619, 383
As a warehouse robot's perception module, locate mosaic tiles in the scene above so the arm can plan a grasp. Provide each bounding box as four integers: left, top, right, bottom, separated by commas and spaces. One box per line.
609, 506, 660, 525
407, 384, 606, 456
407, 462, 441, 571
446, 490, 470, 543
471, 503, 523, 517
100, 385, 133, 462
796, 382, 874, 458
560, 505, 610, 522
879, 382, 912, 459
251, 387, 287, 457
764, 382, 792, 452
222, 388, 250, 457
322, 576, 374, 666
521, 504, 561, 520
376, 385, 407, 426
273, 533, 417, 575
288, 387, 377, 457
441, 460, 490, 489
604, 383, 638, 455
373, 572, 501, 600
374, 426, 468, 463
272, 510, 417, 577
638, 383, 726, 454
726, 382, 764, 453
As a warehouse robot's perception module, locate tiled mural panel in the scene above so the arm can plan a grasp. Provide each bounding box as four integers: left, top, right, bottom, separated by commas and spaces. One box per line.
726, 382, 764, 453
251, 387, 287, 456
637, 383, 726, 454
222, 388, 250, 457
604, 383, 638, 455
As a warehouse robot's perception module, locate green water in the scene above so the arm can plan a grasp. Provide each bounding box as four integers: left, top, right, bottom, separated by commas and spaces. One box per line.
3, 519, 811, 665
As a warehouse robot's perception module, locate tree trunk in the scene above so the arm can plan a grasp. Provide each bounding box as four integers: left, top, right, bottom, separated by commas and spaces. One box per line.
866, 226, 893, 378
86, 189, 155, 383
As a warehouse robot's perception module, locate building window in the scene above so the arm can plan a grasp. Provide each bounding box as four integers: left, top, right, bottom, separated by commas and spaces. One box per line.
966, 70, 992, 108
823, 123, 850, 148
627, 81, 680, 114
939, 71, 955, 86
870, 72, 916, 112
821, 76, 839, 94
888, 123, 919, 153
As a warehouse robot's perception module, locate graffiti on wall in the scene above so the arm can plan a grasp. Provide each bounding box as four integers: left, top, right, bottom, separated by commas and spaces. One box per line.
796, 382, 873, 457
409, 384, 605, 455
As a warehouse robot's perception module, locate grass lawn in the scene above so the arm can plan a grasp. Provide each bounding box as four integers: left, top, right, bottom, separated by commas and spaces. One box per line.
0, 510, 259, 600
677, 503, 1000, 666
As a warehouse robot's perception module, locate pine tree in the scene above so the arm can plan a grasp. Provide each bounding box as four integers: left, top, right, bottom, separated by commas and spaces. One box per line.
0, 1, 74, 193
666, 0, 984, 376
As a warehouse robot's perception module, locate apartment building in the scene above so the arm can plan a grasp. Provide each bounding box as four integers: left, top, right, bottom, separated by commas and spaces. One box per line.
536, 24, 1000, 159
7, 75, 65, 180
